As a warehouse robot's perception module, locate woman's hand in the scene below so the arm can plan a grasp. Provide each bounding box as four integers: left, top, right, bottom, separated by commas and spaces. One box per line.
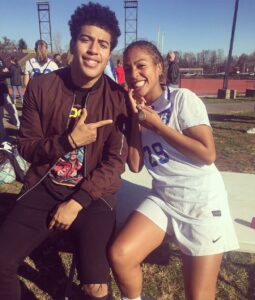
138, 105, 163, 132
128, 89, 146, 114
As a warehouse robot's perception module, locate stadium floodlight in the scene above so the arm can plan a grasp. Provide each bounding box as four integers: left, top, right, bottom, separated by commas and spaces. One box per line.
36, 0, 53, 53
124, 0, 138, 47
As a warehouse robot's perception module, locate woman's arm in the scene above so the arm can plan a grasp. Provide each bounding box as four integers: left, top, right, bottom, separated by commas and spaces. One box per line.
140, 105, 216, 165
128, 115, 144, 172
126, 90, 144, 172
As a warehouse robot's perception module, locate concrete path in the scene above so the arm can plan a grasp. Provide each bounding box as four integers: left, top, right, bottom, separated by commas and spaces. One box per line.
116, 167, 255, 253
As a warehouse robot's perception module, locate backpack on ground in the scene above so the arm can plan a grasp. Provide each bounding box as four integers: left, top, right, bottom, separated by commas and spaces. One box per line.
0, 148, 16, 184
0, 142, 30, 184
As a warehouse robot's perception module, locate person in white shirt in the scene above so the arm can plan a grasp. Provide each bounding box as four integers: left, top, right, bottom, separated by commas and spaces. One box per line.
104, 56, 116, 81
23, 40, 58, 87
110, 40, 239, 300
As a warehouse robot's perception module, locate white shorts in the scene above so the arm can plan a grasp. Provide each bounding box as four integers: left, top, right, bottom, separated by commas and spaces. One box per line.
136, 195, 239, 256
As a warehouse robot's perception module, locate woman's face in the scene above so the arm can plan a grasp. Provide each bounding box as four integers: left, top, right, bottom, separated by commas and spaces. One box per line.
123, 46, 163, 104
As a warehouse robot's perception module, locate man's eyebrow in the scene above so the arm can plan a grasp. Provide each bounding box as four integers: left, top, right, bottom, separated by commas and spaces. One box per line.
98, 38, 111, 46
79, 34, 110, 46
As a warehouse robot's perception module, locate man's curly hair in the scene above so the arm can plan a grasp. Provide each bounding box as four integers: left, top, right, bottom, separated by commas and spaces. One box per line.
68, 2, 121, 51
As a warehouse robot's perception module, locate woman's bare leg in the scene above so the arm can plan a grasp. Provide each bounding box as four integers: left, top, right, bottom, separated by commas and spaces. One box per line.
110, 211, 166, 299
181, 253, 223, 300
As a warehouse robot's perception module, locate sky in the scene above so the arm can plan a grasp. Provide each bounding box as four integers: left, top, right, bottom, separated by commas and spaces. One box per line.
0, 0, 254, 57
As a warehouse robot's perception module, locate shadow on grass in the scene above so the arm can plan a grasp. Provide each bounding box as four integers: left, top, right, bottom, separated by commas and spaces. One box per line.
209, 113, 255, 124
18, 236, 79, 300
218, 273, 247, 299
232, 261, 255, 300
18, 232, 84, 299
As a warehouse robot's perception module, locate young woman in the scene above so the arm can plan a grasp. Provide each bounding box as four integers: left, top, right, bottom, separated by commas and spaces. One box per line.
110, 40, 239, 300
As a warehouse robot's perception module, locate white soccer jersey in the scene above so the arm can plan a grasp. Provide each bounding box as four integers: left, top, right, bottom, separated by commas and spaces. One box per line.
141, 87, 227, 224
24, 58, 58, 78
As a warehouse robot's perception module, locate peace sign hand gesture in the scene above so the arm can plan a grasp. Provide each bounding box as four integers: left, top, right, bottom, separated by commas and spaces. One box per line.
69, 108, 113, 148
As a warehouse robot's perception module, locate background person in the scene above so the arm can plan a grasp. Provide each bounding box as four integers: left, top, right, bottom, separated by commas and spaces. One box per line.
23, 39, 58, 87
0, 2, 128, 300
110, 40, 239, 300
9, 57, 24, 104
166, 50, 180, 88
104, 56, 116, 81
66, 49, 74, 66
115, 59, 126, 88
0, 56, 20, 136
53, 53, 65, 68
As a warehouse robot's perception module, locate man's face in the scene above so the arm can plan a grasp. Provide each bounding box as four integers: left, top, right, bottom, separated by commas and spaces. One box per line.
168, 52, 175, 62
70, 24, 112, 88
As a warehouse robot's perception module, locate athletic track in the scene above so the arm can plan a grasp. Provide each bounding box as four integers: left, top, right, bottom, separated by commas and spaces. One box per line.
9, 79, 255, 97
181, 78, 255, 96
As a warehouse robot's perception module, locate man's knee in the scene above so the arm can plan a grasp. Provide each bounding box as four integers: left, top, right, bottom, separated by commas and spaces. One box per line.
82, 283, 108, 298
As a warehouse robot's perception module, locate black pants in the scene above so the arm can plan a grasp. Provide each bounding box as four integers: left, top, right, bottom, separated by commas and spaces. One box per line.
0, 183, 115, 300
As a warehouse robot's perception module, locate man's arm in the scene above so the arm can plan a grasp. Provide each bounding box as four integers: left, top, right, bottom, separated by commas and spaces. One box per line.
23, 74, 30, 87
18, 84, 116, 167
72, 101, 128, 208
17, 82, 74, 165
23, 60, 32, 87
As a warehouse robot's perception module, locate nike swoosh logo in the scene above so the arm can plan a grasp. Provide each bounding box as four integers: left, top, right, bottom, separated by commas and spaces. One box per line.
212, 237, 221, 243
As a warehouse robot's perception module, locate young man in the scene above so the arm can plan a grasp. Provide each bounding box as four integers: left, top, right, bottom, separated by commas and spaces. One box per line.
0, 2, 128, 300
23, 39, 58, 87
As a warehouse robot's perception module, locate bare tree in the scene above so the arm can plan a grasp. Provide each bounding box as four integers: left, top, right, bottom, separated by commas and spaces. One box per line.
53, 32, 63, 53
0, 36, 17, 52
209, 50, 217, 73
237, 53, 249, 73
216, 49, 225, 72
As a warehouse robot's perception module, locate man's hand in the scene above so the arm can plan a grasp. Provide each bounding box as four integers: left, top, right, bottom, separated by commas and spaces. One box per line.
48, 199, 83, 230
69, 108, 113, 148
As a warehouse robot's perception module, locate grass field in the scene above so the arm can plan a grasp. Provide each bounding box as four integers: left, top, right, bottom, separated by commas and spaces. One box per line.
0, 97, 255, 299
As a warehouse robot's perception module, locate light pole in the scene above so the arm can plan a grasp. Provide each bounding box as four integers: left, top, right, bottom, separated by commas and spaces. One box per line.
223, 0, 239, 89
